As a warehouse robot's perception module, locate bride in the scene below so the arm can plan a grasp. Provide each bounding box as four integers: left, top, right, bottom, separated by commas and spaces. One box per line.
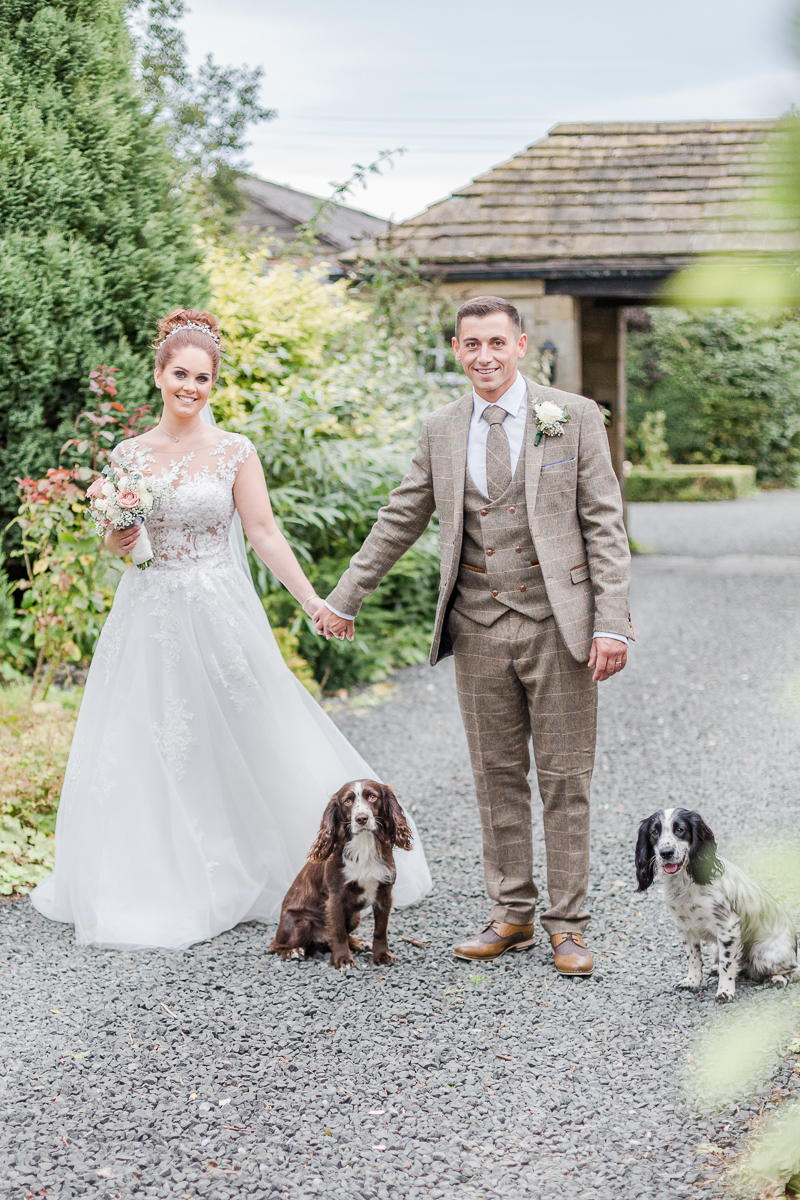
31, 309, 431, 950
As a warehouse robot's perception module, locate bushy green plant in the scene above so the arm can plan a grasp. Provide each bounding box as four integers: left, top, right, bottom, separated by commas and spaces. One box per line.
627, 308, 800, 484
0, 0, 206, 541
0, 683, 82, 893
7, 470, 123, 699
625, 473, 738, 502
210, 247, 458, 688
637, 410, 672, 472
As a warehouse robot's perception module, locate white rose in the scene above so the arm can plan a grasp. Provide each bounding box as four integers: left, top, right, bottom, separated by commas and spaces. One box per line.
94, 498, 108, 512
101, 481, 115, 498
139, 491, 154, 511
534, 400, 565, 423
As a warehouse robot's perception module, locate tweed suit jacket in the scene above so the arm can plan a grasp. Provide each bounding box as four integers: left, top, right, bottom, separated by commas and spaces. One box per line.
326, 376, 633, 666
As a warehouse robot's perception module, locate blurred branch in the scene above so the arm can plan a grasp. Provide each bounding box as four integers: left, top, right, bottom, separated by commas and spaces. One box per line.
291, 148, 405, 256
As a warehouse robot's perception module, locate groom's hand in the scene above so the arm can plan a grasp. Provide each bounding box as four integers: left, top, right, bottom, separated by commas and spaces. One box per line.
589, 637, 627, 682
315, 604, 355, 642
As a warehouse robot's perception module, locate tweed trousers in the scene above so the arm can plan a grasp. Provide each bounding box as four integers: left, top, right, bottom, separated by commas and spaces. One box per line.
448, 606, 597, 934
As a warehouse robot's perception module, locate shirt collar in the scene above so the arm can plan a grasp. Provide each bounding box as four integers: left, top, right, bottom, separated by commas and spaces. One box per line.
472, 371, 527, 418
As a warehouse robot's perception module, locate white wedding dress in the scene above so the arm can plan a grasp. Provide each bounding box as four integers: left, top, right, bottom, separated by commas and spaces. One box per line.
31, 433, 431, 949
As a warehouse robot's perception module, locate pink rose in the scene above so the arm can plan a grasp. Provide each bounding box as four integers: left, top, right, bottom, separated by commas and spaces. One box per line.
86, 477, 106, 499
117, 491, 139, 510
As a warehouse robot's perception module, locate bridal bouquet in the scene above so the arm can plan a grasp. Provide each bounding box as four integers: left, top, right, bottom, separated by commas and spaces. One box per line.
86, 466, 174, 569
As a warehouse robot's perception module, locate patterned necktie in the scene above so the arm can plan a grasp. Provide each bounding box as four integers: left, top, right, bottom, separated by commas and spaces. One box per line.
482, 405, 512, 500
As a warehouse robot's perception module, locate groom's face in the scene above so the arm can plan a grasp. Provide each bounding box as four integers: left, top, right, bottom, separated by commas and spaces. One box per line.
453, 314, 527, 400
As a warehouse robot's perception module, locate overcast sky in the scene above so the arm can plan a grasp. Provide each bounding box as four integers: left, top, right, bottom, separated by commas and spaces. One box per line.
182, 0, 800, 222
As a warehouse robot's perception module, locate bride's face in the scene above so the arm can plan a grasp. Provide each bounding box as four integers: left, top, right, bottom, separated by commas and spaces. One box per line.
155, 346, 215, 421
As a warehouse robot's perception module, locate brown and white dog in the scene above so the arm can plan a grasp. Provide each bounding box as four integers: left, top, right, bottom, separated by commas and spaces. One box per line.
269, 779, 413, 969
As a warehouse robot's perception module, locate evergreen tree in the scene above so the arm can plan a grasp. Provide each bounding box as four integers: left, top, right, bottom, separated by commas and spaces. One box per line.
0, 0, 207, 538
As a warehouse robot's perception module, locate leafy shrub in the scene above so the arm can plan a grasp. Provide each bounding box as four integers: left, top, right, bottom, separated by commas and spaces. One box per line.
210, 246, 457, 688
0, 0, 206, 541
627, 308, 800, 484
625, 472, 737, 502
0, 684, 81, 893
636, 410, 671, 472
8, 471, 123, 698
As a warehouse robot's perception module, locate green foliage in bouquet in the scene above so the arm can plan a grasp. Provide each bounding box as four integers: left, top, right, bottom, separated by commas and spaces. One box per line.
627, 308, 800, 485
209, 246, 458, 688
0, 0, 206, 541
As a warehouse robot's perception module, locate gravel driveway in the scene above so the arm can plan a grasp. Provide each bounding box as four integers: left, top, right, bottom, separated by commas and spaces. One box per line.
2, 497, 800, 1200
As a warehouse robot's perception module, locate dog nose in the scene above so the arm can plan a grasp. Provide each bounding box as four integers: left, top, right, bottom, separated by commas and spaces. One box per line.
355, 813, 369, 827
660, 850, 674, 861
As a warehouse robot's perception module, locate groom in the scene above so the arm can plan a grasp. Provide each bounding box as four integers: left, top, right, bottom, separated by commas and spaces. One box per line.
317, 296, 633, 976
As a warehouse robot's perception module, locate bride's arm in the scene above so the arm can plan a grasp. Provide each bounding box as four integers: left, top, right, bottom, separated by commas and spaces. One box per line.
232, 452, 322, 617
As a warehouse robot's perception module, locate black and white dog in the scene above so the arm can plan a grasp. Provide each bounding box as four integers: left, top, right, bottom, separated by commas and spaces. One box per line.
636, 808, 798, 1002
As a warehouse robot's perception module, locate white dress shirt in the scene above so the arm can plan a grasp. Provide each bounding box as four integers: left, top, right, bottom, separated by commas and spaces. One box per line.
325, 370, 627, 646
467, 370, 529, 496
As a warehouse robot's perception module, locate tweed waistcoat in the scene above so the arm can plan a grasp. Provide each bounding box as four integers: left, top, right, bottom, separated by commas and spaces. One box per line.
452, 442, 553, 627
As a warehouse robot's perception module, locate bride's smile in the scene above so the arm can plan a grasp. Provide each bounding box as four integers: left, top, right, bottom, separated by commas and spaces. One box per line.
154, 345, 215, 438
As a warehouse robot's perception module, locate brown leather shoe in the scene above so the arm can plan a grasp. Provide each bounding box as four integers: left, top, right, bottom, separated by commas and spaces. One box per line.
453, 920, 536, 962
550, 932, 594, 976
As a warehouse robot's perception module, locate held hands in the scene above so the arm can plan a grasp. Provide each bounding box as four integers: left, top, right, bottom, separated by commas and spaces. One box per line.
589, 637, 627, 683
313, 603, 355, 642
105, 524, 140, 558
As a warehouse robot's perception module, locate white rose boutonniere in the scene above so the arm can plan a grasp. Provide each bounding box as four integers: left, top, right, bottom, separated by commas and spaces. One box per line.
533, 400, 571, 446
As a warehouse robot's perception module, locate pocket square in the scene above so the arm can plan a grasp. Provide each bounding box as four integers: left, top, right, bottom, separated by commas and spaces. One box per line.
542, 457, 575, 468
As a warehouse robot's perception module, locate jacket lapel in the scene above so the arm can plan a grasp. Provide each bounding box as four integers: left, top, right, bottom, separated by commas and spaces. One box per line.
524, 376, 547, 518
449, 393, 473, 543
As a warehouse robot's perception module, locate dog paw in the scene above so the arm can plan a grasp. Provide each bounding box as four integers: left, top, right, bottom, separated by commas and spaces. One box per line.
373, 949, 396, 966
715, 988, 735, 1004
770, 973, 789, 988
289, 948, 305, 960
331, 952, 355, 970
677, 978, 703, 992
348, 938, 372, 954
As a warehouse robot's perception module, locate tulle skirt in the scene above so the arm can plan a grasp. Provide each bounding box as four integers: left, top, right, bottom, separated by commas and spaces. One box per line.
31, 557, 431, 949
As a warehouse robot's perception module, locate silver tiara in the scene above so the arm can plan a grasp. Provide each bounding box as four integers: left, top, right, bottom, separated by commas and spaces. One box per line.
159, 321, 220, 346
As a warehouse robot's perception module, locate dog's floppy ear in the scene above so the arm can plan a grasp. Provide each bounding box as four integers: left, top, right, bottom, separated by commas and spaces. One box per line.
308, 794, 345, 861
635, 815, 658, 892
381, 785, 413, 851
683, 810, 724, 886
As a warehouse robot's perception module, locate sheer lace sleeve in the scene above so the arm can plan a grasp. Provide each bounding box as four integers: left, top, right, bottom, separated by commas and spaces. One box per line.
211, 434, 256, 484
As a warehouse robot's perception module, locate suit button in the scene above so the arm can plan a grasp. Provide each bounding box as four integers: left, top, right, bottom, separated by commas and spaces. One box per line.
515, 546, 521, 553
486, 549, 494, 556
492, 590, 499, 597
520, 584, 527, 592
480, 509, 488, 516
508, 507, 516, 514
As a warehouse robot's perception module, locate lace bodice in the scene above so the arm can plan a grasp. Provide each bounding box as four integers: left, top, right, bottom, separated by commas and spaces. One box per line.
113, 434, 255, 570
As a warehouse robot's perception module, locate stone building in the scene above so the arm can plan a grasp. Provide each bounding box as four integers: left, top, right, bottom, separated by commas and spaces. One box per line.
347, 120, 794, 482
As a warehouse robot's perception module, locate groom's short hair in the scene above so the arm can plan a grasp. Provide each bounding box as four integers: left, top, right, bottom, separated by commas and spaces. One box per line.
455, 296, 521, 339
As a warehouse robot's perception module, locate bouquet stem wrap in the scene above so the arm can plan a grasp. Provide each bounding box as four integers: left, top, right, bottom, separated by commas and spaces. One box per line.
129, 518, 154, 569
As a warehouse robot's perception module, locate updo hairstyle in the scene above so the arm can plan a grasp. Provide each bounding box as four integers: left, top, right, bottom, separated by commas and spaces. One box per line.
153, 308, 222, 381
